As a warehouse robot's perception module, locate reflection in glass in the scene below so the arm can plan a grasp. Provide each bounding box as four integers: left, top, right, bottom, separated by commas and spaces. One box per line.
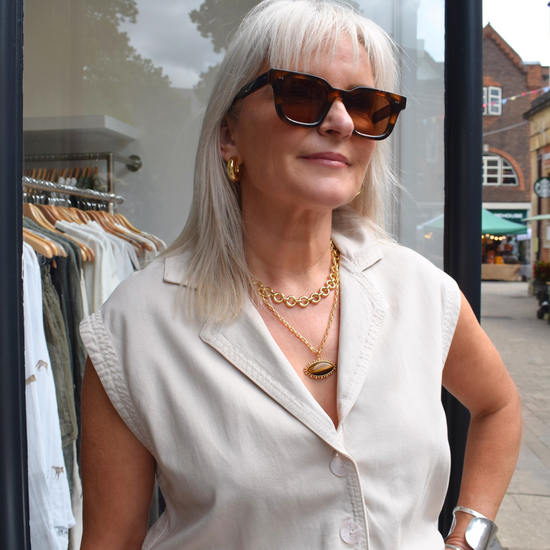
24, 0, 444, 264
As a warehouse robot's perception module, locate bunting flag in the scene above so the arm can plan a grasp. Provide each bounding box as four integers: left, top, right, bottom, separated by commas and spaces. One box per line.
484, 84, 550, 108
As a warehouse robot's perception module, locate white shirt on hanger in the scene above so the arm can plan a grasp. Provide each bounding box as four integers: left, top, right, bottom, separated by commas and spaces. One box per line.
23, 243, 75, 550
84, 220, 138, 281
55, 221, 121, 313
114, 223, 158, 267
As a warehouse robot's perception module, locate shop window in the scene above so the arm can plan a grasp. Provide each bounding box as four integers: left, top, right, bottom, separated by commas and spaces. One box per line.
482, 154, 518, 186
483, 86, 502, 116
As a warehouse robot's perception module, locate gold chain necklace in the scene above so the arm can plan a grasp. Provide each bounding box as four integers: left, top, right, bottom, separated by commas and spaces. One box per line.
254, 241, 339, 308
254, 244, 340, 380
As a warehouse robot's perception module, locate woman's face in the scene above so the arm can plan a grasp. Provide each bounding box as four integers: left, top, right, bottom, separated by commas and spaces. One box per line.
221, 36, 377, 216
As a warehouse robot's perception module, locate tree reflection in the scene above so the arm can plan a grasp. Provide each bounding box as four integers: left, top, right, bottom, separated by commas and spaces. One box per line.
24, 0, 187, 129
23, 0, 195, 237
189, 0, 261, 99
189, 0, 360, 99
189, 0, 260, 54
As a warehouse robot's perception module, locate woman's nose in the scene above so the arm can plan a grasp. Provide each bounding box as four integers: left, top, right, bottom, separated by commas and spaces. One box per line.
318, 98, 354, 139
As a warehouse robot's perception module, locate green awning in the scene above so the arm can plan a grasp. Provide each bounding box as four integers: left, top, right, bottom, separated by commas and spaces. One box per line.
419, 209, 528, 236
523, 213, 550, 222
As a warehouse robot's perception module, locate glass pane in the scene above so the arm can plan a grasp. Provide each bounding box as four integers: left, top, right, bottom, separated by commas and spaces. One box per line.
21, 0, 446, 541
369, 0, 446, 267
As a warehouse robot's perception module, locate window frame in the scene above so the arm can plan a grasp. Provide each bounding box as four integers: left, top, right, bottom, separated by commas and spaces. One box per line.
482, 153, 518, 186
482, 86, 502, 116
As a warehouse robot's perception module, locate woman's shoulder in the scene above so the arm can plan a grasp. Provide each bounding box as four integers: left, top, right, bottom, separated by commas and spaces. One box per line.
333, 215, 449, 279
332, 217, 459, 303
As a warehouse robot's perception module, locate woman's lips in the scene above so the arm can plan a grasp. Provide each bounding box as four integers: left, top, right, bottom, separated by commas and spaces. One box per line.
302, 152, 350, 166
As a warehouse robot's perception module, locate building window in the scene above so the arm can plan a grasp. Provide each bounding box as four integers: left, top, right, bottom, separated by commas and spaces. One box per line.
483, 86, 502, 116
482, 154, 518, 186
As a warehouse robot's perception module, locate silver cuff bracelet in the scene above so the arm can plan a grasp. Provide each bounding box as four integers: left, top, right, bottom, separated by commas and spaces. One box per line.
446, 506, 498, 550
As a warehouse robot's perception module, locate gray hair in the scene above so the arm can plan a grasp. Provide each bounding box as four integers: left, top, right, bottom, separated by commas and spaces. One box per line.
168, 0, 401, 321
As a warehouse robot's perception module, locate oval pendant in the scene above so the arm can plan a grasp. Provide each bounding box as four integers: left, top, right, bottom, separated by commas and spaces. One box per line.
304, 359, 336, 379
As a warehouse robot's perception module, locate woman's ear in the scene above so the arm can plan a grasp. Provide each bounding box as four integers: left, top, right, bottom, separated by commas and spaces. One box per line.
220, 114, 240, 162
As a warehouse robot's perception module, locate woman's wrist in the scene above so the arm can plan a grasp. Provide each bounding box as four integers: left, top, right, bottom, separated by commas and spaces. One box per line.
445, 506, 498, 550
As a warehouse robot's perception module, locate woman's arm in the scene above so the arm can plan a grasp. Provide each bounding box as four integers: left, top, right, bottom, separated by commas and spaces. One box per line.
80, 357, 156, 550
442, 292, 522, 549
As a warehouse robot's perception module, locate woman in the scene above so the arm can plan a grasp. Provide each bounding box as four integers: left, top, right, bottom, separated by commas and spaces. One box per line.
79, 0, 521, 549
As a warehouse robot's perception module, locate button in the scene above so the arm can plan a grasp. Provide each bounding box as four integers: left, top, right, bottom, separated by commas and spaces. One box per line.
340, 518, 363, 544
330, 453, 353, 477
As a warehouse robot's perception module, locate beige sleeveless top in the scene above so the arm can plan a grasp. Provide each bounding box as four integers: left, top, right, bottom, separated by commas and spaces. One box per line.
80, 217, 461, 550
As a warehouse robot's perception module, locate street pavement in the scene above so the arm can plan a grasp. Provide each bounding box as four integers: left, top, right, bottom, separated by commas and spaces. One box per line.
481, 282, 550, 550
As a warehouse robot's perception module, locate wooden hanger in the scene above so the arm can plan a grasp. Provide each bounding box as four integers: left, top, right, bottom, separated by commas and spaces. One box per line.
114, 213, 142, 234
57, 206, 82, 224
87, 211, 144, 256
23, 229, 54, 258
24, 203, 89, 260
21, 218, 63, 257
36, 204, 61, 226
69, 207, 91, 223
24, 203, 58, 233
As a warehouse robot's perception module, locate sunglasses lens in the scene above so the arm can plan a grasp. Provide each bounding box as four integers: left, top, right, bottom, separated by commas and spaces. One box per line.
345, 91, 393, 137
275, 72, 398, 138
281, 77, 326, 124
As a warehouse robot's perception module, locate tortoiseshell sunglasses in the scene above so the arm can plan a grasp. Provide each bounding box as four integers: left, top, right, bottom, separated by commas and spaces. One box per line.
233, 69, 407, 140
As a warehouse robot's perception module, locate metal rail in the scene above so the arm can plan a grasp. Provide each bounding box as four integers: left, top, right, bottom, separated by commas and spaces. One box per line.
23, 176, 124, 215
24, 152, 142, 194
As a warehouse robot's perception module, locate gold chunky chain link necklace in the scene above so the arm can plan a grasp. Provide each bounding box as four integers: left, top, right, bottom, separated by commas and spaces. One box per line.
254, 241, 340, 380
254, 241, 339, 308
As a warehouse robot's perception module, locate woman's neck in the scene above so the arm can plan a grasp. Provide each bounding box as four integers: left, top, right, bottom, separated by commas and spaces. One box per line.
243, 201, 334, 295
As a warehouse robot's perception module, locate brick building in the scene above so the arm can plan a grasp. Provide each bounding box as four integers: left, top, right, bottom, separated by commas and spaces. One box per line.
524, 93, 550, 262
482, 24, 549, 226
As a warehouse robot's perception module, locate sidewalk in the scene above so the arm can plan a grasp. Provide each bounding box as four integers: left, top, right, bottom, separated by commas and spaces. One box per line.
481, 282, 550, 550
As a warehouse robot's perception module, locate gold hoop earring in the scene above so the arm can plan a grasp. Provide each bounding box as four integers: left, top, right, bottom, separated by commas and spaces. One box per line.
227, 157, 241, 182
355, 181, 364, 196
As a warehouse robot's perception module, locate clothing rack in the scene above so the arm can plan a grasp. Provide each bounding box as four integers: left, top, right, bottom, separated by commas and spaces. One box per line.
23, 152, 142, 194
23, 176, 124, 214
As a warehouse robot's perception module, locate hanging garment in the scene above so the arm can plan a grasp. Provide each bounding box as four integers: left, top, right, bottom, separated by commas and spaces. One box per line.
83, 220, 139, 280
24, 217, 88, 472
114, 223, 158, 267
140, 231, 167, 254
55, 220, 121, 313
23, 243, 75, 550
68, 440, 83, 550
41, 262, 78, 492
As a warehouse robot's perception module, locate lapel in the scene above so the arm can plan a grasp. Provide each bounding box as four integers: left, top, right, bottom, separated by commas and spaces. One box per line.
199, 299, 343, 447
330, 217, 389, 428
335, 256, 388, 428
164, 218, 389, 447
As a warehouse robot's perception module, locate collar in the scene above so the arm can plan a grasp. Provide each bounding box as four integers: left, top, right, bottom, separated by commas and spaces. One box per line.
163, 213, 388, 444
163, 213, 384, 286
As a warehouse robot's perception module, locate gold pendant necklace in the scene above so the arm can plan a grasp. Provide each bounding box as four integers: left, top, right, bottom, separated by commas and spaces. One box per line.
254, 243, 340, 380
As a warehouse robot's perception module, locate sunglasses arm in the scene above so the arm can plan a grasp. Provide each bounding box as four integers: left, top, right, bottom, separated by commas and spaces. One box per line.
234, 71, 271, 100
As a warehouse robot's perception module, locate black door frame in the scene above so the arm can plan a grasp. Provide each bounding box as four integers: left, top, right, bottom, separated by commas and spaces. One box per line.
0, 0, 29, 548
440, 0, 483, 534
0, 0, 482, 545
